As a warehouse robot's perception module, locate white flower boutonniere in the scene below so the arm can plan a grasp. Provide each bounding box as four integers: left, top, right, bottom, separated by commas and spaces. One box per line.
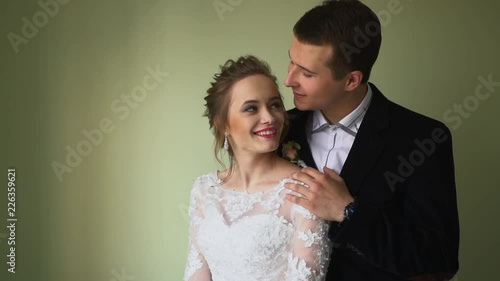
282, 141, 307, 168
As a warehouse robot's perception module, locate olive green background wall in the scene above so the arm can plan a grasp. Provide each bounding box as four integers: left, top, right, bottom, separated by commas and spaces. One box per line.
1, 0, 499, 280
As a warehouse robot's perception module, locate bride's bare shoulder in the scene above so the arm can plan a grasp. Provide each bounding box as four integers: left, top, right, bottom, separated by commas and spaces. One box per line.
276, 158, 301, 178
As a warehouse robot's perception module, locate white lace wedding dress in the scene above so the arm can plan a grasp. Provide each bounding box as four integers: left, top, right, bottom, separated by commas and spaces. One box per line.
183, 172, 332, 281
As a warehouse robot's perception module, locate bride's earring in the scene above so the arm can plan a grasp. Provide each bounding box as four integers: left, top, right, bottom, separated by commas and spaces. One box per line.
223, 132, 229, 150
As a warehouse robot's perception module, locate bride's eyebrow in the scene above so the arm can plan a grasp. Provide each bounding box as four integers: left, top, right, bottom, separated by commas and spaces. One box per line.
241, 100, 258, 106
241, 96, 280, 107
269, 96, 282, 103
239, 100, 259, 110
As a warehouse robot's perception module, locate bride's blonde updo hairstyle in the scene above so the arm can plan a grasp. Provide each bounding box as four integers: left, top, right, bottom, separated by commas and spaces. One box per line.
203, 55, 288, 172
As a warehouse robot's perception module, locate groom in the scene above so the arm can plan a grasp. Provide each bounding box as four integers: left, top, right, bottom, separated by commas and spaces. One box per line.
281, 1, 460, 280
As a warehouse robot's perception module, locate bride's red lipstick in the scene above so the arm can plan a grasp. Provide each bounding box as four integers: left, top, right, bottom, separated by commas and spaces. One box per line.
254, 127, 278, 138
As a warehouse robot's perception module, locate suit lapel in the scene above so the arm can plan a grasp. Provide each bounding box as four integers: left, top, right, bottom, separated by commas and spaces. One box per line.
286, 110, 317, 170
340, 83, 389, 196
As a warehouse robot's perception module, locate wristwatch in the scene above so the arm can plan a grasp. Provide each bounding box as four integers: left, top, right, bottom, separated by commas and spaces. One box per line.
342, 200, 357, 223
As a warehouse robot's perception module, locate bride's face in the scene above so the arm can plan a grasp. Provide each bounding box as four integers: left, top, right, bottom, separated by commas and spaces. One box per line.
225, 74, 285, 156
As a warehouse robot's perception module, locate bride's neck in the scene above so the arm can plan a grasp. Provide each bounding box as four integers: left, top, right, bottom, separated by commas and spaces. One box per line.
231, 152, 280, 190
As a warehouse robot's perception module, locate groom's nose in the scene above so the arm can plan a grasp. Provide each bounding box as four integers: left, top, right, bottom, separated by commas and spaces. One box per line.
285, 63, 299, 88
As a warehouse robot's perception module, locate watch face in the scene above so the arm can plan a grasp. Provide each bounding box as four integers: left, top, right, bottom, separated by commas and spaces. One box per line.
344, 202, 356, 220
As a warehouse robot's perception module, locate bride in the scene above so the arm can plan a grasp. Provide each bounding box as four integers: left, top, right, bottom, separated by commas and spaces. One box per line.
184, 55, 332, 281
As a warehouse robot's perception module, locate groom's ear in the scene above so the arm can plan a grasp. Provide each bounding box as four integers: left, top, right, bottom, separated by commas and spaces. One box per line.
344, 70, 364, 91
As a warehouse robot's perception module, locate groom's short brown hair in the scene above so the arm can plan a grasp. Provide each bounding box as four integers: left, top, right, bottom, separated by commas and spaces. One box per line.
294, 0, 382, 83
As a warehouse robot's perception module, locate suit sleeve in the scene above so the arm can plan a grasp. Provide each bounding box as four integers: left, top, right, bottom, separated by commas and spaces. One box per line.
331, 126, 460, 280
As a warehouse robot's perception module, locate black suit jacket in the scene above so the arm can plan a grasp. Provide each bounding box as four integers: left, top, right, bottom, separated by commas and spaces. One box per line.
281, 83, 460, 281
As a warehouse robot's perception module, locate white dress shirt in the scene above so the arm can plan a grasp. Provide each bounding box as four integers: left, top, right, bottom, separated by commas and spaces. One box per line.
307, 85, 373, 174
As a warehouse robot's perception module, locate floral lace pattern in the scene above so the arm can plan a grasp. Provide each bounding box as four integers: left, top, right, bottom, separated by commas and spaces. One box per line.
183, 172, 332, 281
184, 240, 203, 279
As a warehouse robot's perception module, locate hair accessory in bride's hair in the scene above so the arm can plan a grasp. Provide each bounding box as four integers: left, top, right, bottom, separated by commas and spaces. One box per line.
282, 141, 307, 168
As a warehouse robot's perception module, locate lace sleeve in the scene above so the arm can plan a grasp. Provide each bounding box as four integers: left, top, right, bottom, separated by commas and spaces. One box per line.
285, 204, 332, 281
183, 182, 211, 281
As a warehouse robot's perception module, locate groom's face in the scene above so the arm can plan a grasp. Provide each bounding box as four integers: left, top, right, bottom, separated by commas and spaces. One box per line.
285, 36, 347, 113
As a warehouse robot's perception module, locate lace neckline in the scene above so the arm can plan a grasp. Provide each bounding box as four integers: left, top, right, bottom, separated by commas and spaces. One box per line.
210, 171, 286, 195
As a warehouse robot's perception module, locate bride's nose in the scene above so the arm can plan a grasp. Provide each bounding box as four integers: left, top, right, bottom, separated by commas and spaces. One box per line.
260, 108, 275, 124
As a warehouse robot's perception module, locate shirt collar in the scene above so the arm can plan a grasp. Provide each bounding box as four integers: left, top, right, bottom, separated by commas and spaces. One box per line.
311, 84, 373, 133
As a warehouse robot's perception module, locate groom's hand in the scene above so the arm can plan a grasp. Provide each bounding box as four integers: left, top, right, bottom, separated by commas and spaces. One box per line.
285, 166, 354, 222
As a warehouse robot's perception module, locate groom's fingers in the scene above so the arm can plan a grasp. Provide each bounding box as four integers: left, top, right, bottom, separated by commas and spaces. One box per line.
323, 166, 343, 181
300, 167, 325, 179
290, 170, 315, 185
284, 181, 313, 199
291, 169, 325, 193
285, 193, 312, 210
298, 167, 344, 190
